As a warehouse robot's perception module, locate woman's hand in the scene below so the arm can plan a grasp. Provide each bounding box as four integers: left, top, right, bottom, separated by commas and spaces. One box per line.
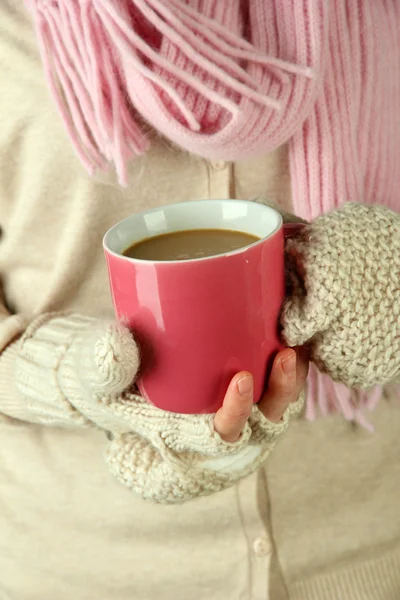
214, 348, 309, 442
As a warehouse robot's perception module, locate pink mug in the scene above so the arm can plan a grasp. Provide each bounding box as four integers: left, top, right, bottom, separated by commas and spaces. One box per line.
103, 199, 299, 414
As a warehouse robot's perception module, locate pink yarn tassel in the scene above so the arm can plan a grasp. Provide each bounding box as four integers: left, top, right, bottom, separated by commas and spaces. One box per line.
305, 365, 318, 421
25, 0, 149, 185
25, 0, 316, 185
163, 0, 313, 80
305, 364, 387, 431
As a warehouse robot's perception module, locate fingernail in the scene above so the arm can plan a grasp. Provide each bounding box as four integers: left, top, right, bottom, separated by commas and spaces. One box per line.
237, 375, 253, 398
281, 351, 296, 375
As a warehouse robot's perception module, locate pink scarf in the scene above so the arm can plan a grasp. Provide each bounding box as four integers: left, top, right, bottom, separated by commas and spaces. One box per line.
26, 0, 400, 427
25, 0, 325, 184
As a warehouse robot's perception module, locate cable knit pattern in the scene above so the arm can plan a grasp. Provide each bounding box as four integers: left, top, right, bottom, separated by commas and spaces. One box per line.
12, 313, 92, 428
104, 393, 253, 456
282, 203, 400, 389
103, 395, 303, 505
104, 435, 271, 504
0, 312, 302, 502
102, 391, 305, 503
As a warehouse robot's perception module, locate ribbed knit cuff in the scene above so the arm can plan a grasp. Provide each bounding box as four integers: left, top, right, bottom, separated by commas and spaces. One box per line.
9, 313, 94, 428
0, 339, 26, 422
0, 313, 31, 423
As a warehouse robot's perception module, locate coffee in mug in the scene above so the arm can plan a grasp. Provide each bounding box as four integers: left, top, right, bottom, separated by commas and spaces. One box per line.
123, 228, 260, 261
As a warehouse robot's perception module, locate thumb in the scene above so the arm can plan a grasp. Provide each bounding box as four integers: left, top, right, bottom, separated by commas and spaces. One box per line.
214, 372, 253, 442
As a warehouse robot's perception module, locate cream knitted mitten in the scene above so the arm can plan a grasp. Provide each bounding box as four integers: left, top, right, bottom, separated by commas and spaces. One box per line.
0, 313, 303, 504
281, 203, 400, 388
103, 393, 304, 503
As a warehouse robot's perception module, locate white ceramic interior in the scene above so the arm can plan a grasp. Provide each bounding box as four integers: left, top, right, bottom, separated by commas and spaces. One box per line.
103, 199, 282, 262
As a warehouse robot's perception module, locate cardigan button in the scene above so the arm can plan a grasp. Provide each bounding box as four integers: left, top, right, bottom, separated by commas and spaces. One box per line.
252, 536, 272, 558
210, 160, 228, 171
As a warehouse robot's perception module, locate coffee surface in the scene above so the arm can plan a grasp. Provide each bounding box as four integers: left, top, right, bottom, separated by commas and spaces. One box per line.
123, 228, 260, 261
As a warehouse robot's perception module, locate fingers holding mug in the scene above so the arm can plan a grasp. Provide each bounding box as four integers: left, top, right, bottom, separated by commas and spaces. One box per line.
214, 347, 309, 441
214, 372, 254, 442
257, 347, 309, 422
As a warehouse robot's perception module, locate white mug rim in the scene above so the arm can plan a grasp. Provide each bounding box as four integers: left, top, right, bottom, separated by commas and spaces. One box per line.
103, 199, 283, 265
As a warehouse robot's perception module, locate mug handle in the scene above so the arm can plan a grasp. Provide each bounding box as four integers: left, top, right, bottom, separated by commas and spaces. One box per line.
283, 222, 307, 238
281, 222, 307, 300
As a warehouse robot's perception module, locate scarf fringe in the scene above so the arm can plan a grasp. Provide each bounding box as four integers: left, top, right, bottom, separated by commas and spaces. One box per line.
306, 365, 390, 432
25, 0, 313, 185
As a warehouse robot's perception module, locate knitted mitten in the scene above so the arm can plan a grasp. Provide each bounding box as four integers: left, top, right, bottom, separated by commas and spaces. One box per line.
1, 313, 139, 429
281, 203, 400, 388
103, 390, 303, 504
0, 313, 303, 503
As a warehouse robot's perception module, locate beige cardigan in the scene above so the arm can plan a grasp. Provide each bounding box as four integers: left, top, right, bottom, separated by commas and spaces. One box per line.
0, 4, 400, 599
